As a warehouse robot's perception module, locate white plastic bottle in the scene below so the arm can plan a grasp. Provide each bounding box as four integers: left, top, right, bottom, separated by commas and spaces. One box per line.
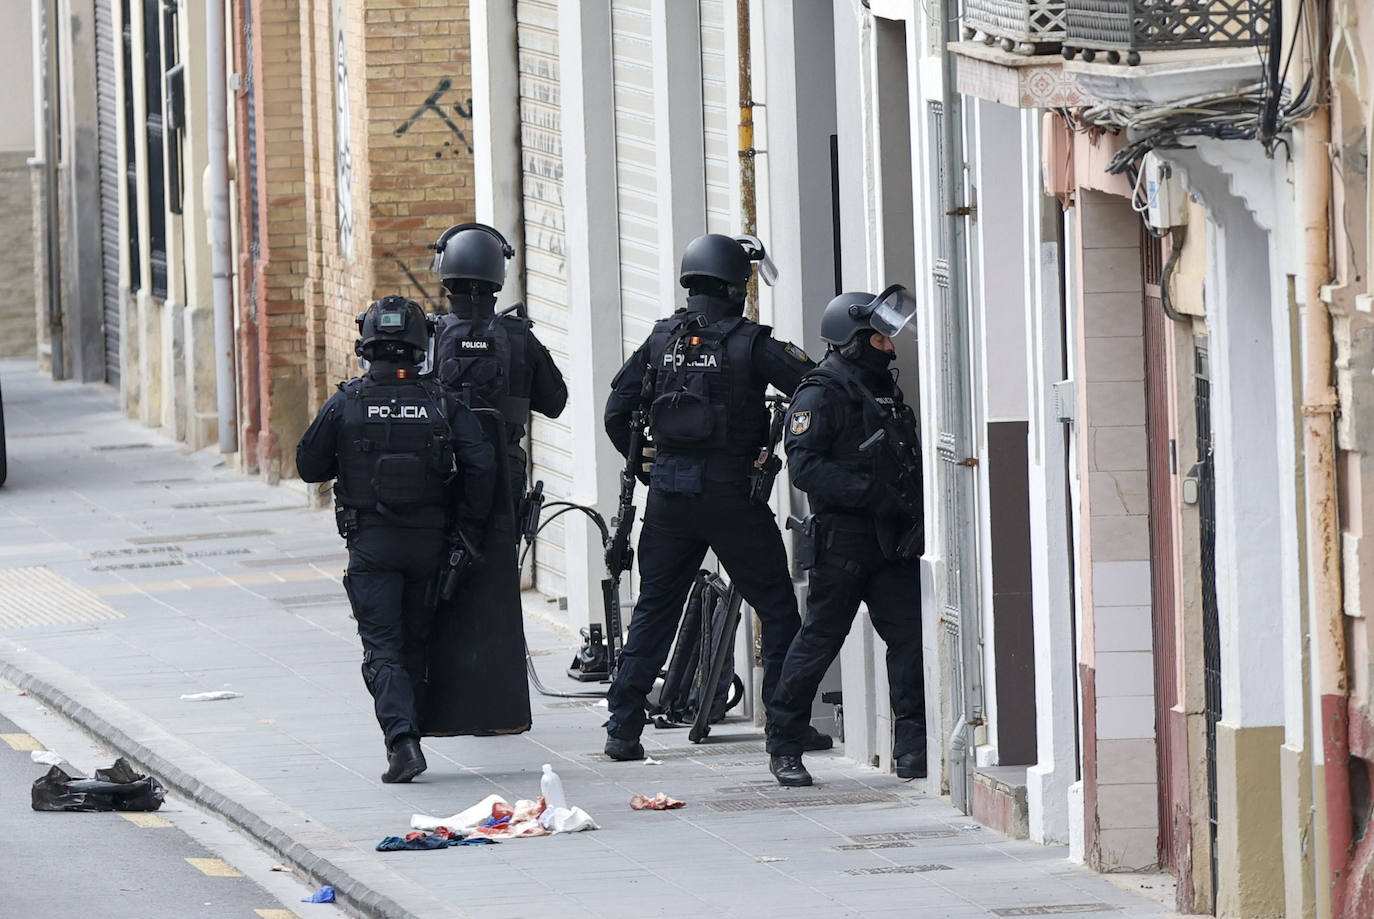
541, 763, 568, 811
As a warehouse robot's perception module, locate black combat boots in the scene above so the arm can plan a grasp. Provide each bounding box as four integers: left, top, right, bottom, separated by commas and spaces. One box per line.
769, 754, 813, 787
381, 735, 427, 784
603, 736, 645, 761
895, 751, 927, 779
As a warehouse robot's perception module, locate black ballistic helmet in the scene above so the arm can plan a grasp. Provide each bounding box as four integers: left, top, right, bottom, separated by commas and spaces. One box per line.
679, 233, 753, 290
431, 222, 514, 291
355, 295, 431, 364
820, 292, 882, 350
820, 285, 919, 353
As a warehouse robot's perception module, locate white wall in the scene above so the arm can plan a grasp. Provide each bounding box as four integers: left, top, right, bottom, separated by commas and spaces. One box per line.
3, 0, 35, 152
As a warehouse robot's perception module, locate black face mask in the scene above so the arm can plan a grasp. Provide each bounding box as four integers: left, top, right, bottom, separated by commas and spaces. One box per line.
839, 335, 895, 374
447, 292, 497, 320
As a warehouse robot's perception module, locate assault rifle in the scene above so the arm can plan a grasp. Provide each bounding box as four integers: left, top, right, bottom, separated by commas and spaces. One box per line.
602, 365, 657, 676
859, 423, 924, 560
748, 394, 790, 504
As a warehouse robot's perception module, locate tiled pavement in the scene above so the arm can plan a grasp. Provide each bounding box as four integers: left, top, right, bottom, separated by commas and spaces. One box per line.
0, 360, 1181, 918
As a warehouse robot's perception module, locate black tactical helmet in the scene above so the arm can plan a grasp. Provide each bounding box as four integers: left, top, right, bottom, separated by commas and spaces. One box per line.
679, 233, 753, 290
431, 222, 514, 291
820, 285, 919, 350
820, 292, 881, 349
354, 295, 431, 363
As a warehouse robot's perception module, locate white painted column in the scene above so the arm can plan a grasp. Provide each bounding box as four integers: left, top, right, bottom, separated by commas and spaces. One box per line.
558, 0, 624, 628
1021, 110, 1076, 845
470, 0, 526, 305
650, 0, 706, 306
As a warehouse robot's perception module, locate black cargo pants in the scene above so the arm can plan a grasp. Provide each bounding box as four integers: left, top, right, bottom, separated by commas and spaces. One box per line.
767, 518, 925, 758
605, 482, 801, 741
342, 522, 447, 748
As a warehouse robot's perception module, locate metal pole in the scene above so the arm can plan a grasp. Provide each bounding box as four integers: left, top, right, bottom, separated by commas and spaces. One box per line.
736, 0, 758, 322
42, 0, 64, 380
206, 0, 237, 451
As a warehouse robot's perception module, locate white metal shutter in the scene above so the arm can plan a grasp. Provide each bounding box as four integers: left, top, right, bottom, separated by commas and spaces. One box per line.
95, 0, 121, 384
611, 0, 660, 359
699, 0, 732, 235
516, 0, 572, 597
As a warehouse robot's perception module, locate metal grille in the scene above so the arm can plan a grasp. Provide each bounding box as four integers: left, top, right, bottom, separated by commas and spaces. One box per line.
928, 94, 981, 812
1066, 0, 1272, 53
0, 568, 125, 629
142, 0, 168, 300
964, 0, 1067, 46
94, 0, 121, 385
843, 865, 952, 876
991, 906, 1118, 917
121, 0, 141, 295
704, 792, 902, 812
1195, 337, 1220, 910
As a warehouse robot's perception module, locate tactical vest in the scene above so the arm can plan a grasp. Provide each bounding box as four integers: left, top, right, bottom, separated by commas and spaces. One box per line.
798, 361, 917, 514
435, 310, 532, 441
334, 377, 455, 516
645, 312, 767, 457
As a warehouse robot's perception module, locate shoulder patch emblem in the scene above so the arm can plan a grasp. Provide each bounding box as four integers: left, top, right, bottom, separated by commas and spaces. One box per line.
789, 410, 812, 436
784, 342, 809, 363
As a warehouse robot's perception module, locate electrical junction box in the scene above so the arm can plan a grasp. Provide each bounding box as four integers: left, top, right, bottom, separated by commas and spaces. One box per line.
1142, 152, 1186, 230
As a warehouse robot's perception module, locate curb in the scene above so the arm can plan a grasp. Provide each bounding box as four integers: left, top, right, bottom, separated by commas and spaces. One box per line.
0, 647, 464, 919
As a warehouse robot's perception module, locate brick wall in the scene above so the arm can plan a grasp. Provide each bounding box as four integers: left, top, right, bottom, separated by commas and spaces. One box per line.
362, 1, 476, 308
235, 0, 473, 478
0, 151, 36, 357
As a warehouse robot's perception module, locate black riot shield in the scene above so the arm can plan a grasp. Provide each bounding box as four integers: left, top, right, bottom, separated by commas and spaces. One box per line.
421, 407, 532, 736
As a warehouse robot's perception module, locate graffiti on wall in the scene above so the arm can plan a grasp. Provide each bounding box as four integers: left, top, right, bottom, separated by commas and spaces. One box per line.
393, 78, 474, 154
332, 0, 356, 259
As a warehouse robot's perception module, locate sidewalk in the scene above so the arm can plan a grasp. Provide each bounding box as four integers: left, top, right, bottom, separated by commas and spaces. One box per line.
0, 360, 1180, 919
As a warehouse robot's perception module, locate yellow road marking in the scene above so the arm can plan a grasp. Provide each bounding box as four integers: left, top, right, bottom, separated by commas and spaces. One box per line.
119, 812, 172, 828
0, 733, 43, 751
255, 911, 299, 919
185, 857, 244, 877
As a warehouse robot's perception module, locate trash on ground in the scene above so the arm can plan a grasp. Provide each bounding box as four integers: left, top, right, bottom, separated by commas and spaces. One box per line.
414, 785, 598, 840
643, 755, 663, 766
630, 792, 685, 811
301, 885, 335, 903
179, 690, 243, 702
269, 864, 289, 872
31, 757, 165, 812
757, 856, 788, 863
29, 750, 63, 766
592, 699, 608, 708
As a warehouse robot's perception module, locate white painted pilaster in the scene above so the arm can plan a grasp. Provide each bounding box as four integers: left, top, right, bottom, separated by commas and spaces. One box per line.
558, 0, 624, 629
470, 0, 526, 305
650, 0, 706, 307
1021, 110, 1076, 845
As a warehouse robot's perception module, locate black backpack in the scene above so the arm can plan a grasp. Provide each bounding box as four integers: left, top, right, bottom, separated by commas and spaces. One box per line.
650, 571, 744, 728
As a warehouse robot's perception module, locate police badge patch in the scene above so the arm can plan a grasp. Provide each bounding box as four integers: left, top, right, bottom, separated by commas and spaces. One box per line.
789, 411, 812, 435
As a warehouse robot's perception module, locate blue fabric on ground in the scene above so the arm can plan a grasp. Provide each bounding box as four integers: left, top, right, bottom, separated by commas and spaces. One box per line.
302, 885, 336, 903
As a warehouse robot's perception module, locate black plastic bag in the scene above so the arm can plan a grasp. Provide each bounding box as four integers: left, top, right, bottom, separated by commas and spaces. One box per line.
31, 757, 166, 812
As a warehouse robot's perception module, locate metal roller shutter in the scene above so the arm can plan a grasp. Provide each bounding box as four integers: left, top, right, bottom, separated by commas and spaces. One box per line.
95, 0, 121, 384
700, 0, 732, 235
611, 0, 659, 359
516, 0, 572, 597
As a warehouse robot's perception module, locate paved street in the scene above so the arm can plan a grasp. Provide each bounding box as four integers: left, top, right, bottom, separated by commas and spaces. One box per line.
0, 359, 1181, 918
0, 707, 306, 918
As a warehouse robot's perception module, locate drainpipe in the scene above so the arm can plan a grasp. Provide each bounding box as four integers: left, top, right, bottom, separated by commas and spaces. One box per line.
41, 0, 64, 380
1298, 102, 1349, 914
737, 0, 758, 322
206, 0, 237, 451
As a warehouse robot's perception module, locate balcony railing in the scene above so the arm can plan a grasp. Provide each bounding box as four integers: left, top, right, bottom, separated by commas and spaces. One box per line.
1062, 0, 1273, 65
961, 0, 1067, 55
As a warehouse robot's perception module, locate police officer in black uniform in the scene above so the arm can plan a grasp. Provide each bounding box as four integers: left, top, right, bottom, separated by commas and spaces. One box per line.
296, 295, 496, 784
766, 289, 927, 787
601, 233, 817, 761
431, 223, 568, 503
